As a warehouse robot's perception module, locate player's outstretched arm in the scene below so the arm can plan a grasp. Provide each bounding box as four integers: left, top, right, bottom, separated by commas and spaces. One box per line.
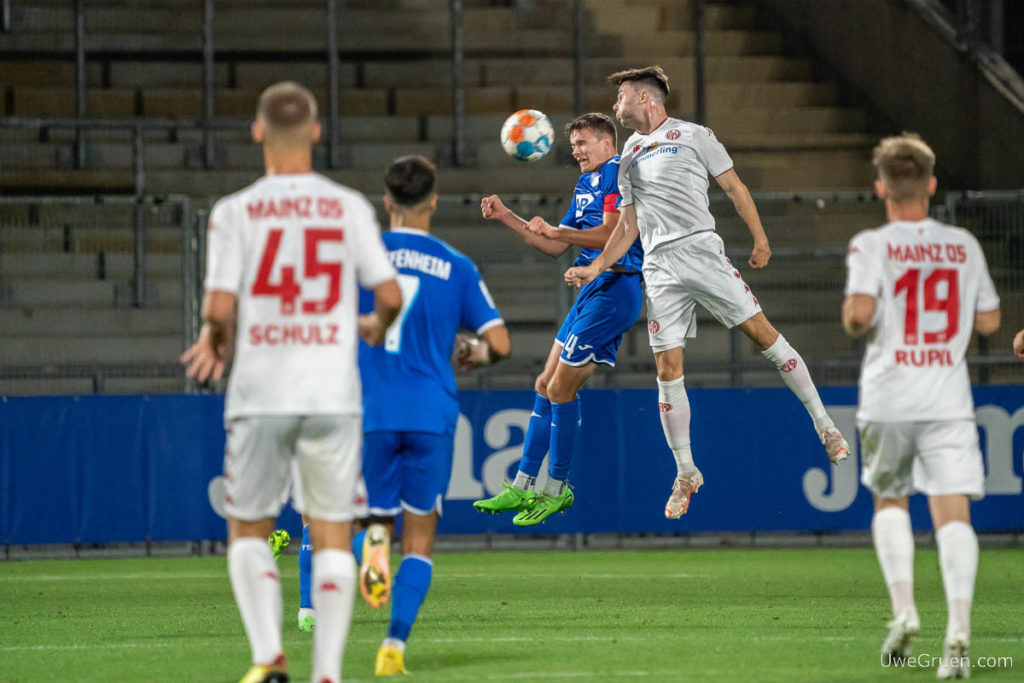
181, 290, 236, 383
1014, 328, 1024, 358
842, 294, 876, 338
454, 325, 511, 371
481, 194, 569, 258
564, 205, 637, 287
359, 278, 402, 346
714, 169, 771, 268
526, 211, 619, 251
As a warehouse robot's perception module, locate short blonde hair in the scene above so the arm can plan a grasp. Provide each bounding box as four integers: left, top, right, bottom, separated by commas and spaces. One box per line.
872, 133, 936, 202
256, 81, 318, 145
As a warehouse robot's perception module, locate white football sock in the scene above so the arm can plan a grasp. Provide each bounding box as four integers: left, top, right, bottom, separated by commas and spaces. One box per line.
227, 537, 283, 665
657, 376, 695, 474
936, 521, 978, 639
872, 507, 916, 618
512, 472, 536, 490
542, 477, 566, 496
311, 549, 357, 683
761, 335, 833, 432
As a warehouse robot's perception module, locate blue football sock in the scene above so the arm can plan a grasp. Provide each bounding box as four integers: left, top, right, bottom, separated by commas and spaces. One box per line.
298, 524, 313, 610
351, 528, 367, 567
548, 397, 580, 482
519, 394, 552, 478
387, 554, 433, 643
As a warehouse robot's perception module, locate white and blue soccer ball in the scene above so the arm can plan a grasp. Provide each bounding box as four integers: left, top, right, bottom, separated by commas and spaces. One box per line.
500, 109, 554, 162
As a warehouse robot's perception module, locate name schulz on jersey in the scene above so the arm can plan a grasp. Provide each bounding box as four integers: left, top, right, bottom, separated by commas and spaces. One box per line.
244, 194, 347, 347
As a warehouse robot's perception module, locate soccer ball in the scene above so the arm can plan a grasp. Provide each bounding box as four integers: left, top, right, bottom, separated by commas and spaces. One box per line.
268, 529, 290, 559
500, 109, 554, 162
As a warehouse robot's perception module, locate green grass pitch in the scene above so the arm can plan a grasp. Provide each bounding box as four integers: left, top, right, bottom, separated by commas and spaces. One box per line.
2, 548, 1021, 681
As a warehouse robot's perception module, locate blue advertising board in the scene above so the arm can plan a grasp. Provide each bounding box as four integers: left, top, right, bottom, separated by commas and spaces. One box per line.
1, 387, 1022, 545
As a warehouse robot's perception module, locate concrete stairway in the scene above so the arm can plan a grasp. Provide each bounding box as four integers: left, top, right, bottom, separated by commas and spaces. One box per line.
0, 0, 891, 394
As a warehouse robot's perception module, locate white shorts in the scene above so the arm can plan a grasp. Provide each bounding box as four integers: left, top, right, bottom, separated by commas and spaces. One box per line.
643, 232, 762, 353
224, 414, 368, 522
858, 419, 985, 500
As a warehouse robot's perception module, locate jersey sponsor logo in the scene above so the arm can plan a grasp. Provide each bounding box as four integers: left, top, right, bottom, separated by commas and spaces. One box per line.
648, 320, 660, 334
574, 192, 596, 218
887, 242, 967, 264
248, 323, 341, 346
666, 129, 681, 140
628, 144, 680, 170
389, 248, 452, 280
658, 402, 673, 413
894, 349, 954, 367
245, 196, 345, 221
780, 359, 798, 373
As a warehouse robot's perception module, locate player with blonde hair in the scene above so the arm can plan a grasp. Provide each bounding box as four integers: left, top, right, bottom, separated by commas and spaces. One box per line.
182, 81, 401, 683
844, 133, 1000, 679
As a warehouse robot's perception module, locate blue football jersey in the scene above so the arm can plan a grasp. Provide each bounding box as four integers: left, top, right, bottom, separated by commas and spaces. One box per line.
558, 156, 644, 272
359, 227, 503, 436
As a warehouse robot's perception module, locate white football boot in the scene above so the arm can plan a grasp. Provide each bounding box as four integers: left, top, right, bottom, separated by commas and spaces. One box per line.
819, 426, 850, 464
665, 468, 703, 519
881, 607, 920, 660
937, 631, 970, 679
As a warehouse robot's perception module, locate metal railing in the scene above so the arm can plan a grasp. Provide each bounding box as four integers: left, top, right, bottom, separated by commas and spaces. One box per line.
0, 194, 199, 394
1, 0, 709, 168
2, 190, 1022, 394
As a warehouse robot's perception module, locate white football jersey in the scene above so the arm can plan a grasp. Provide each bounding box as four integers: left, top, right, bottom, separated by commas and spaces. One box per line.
617, 117, 733, 255
205, 173, 396, 419
845, 218, 999, 422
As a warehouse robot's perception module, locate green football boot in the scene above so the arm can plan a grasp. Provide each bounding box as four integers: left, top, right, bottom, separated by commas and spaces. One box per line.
268, 529, 290, 559
473, 483, 535, 514
512, 486, 574, 526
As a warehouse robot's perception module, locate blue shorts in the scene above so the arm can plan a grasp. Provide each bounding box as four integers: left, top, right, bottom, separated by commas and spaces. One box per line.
555, 270, 643, 366
362, 430, 454, 517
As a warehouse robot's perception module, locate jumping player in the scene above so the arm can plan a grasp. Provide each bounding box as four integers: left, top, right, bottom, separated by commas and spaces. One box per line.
473, 113, 643, 525
844, 134, 1000, 679
181, 81, 401, 683
565, 66, 849, 519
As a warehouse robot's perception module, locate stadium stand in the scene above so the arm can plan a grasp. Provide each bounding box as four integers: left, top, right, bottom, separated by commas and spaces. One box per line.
0, 0, 1016, 395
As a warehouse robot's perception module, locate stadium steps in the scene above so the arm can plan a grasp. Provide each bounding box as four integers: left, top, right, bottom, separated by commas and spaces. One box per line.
2, 277, 182, 307
0, 307, 180, 336
0, 0, 894, 393
0, 224, 181, 253
0, 251, 179, 279
0, 334, 181, 365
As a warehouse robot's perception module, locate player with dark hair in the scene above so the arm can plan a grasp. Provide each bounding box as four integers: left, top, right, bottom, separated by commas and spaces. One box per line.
474, 112, 643, 525
182, 80, 401, 683
844, 134, 1000, 678
566, 66, 850, 519
295, 155, 510, 676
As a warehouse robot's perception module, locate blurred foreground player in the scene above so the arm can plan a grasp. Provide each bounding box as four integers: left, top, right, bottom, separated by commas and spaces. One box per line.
566, 66, 849, 519
474, 113, 643, 525
843, 134, 1000, 679
296, 156, 510, 675
182, 81, 401, 683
